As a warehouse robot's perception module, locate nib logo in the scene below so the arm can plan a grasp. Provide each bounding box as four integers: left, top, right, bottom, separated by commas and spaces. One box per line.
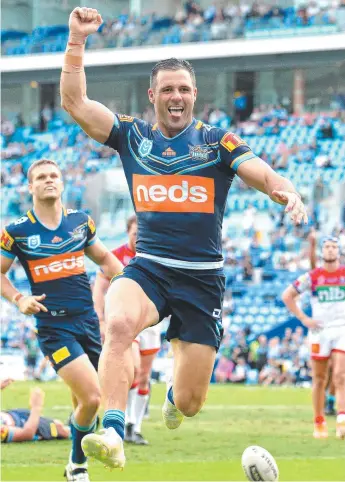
52, 236, 63, 244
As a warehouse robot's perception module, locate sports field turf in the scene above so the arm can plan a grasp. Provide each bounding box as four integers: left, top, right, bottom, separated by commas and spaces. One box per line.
1, 381, 344, 481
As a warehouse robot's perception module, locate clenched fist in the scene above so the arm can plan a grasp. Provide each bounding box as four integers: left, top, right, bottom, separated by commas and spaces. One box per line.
69, 7, 103, 38
30, 388, 45, 410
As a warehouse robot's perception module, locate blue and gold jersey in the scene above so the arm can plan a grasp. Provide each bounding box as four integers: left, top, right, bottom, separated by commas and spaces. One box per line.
1, 208, 97, 319
105, 116, 256, 268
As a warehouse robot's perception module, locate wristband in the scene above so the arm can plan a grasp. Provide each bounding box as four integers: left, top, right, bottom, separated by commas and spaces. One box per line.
12, 293, 23, 305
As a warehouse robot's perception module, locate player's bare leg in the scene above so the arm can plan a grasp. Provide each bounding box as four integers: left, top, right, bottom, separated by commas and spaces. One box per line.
58, 355, 101, 481
82, 278, 159, 469
125, 341, 141, 443
133, 351, 157, 444
162, 340, 216, 429
332, 350, 345, 439
311, 358, 329, 438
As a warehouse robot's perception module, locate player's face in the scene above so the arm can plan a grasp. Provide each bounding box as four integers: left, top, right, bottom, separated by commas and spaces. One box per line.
148, 69, 197, 136
322, 241, 339, 263
128, 222, 137, 250
29, 165, 64, 202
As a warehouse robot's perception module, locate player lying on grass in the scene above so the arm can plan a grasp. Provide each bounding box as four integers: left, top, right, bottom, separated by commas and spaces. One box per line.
1, 382, 70, 443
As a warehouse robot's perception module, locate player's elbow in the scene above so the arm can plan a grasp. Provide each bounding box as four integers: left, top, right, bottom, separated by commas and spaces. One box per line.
281, 288, 292, 305
21, 425, 37, 440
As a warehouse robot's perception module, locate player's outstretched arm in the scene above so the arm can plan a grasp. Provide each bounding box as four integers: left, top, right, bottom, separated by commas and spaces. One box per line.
237, 158, 308, 225
60, 7, 114, 143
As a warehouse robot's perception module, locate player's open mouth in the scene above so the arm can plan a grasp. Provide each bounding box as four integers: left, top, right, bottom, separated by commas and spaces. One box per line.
168, 107, 184, 116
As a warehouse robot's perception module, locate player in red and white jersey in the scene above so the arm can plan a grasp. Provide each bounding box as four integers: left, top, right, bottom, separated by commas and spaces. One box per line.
93, 215, 161, 445
282, 237, 345, 439
308, 230, 336, 416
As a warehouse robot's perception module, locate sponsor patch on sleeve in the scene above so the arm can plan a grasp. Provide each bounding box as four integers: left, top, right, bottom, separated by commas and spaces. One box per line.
220, 132, 247, 152
87, 216, 96, 235
1, 425, 9, 442
0, 229, 14, 252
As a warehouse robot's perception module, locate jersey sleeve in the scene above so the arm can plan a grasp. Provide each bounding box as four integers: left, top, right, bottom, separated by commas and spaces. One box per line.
1, 425, 15, 443
86, 215, 97, 246
0, 226, 19, 260
218, 131, 256, 172
292, 272, 312, 294
104, 114, 141, 152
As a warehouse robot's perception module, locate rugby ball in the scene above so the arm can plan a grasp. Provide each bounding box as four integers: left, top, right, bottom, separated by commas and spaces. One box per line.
242, 446, 279, 481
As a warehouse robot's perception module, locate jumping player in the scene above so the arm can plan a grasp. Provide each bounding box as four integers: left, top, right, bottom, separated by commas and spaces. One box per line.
61, 7, 308, 469
1, 385, 71, 443
282, 237, 345, 439
0, 159, 123, 481
93, 215, 161, 445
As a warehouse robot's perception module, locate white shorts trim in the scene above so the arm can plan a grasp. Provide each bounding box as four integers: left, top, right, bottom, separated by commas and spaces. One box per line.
136, 252, 224, 270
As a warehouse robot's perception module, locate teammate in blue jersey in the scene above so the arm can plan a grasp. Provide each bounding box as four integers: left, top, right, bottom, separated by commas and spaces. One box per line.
61, 7, 308, 470
0, 159, 123, 481
1, 381, 71, 444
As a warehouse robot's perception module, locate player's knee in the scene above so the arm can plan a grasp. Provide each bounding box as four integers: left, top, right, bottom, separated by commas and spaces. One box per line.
106, 312, 136, 344
333, 369, 345, 388
175, 391, 205, 417
314, 371, 328, 387
83, 392, 102, 415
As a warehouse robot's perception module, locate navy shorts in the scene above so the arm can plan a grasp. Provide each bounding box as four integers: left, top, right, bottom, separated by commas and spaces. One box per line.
36, 312, 101, 372
112, 257, 225, 350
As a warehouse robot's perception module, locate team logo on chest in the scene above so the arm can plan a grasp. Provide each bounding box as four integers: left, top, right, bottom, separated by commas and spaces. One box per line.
138, 138, 153, 158
189, 145, 209, 162
27, 235, 41, 250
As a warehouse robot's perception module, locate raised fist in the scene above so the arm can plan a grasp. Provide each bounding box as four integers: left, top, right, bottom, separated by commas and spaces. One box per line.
30, 388, 45, 410
69, 7, 103, 38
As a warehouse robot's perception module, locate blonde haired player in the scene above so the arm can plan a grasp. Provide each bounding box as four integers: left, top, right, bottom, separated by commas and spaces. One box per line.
282, 237, 345, 439
61, 7, 307, 470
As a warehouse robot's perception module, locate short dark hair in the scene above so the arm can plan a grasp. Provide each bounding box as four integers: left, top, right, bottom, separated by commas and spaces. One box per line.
126, 214, 137, 232
150, 58, 196, 89
27, 159, 61, 182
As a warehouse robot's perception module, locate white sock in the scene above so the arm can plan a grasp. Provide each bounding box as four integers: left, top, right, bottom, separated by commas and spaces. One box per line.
133, 390, 149, 434
125, 386, 138, 425
337, 413, 345, 423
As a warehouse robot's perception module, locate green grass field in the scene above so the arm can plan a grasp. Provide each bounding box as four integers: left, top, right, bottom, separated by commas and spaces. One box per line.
1, 381, 344, 481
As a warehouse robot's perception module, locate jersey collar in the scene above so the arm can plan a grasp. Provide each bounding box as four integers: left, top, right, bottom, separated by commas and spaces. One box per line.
29, 206, 66, 231
156, 118, 197, 141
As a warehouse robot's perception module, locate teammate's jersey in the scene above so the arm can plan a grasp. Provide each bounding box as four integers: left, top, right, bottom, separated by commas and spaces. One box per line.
105, 116, 256, 269
112, 243, 135, 266
0, 410, 62, 442
1, 208, 97, 319
293, 266, 345, 328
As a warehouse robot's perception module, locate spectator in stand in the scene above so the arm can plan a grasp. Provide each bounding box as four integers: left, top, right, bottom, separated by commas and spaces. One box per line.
229, 357, 249, 383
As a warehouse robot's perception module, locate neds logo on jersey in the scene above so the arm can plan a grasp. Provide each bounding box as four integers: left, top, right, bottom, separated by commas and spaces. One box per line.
28, 250, 85, 282
133, 174, 214, 213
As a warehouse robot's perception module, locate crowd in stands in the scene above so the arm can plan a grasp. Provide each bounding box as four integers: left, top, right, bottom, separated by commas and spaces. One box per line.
2, 0, 345, 55
215, 326, 312, 386
1, 98, 345, 384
